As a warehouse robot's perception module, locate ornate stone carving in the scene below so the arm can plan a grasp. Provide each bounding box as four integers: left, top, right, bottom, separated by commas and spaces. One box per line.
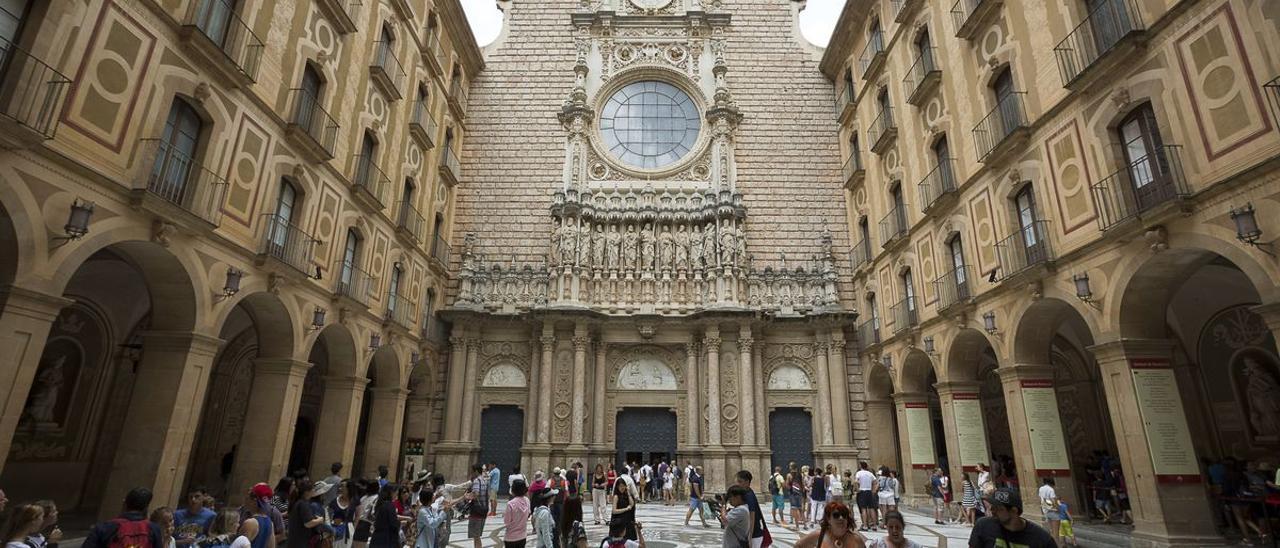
481, 363, 528, 388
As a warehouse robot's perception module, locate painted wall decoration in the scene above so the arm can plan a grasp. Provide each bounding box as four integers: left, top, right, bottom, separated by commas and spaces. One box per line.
61, 2, 157, 153
1199, 304, 1280, 451
1043, 120, 1095, 235
916, 231, 937, 305
312, 185, 342, 267
222, 116, 271, 228
967, 189, 997, 276
482, 363, 528, 388
617, 357, 678, 390
767, 365, 812, 390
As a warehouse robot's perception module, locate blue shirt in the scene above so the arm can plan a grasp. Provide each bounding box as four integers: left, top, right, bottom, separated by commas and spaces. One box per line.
174, 508, 217, 544
489, 467, 501, 489
742, 489, 767, 539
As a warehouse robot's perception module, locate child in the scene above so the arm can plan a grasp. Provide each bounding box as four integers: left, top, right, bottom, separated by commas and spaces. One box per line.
1058, 500, 1077, 546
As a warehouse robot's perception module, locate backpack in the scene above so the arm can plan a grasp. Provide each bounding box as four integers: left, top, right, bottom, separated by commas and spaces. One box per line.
108, 519, 152, 548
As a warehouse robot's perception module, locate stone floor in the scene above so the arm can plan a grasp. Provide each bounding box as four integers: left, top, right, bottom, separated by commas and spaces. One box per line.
445, 499, 972, 547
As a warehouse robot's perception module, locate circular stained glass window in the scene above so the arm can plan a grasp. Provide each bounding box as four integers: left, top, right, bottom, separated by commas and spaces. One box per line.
599, 81, 701, 170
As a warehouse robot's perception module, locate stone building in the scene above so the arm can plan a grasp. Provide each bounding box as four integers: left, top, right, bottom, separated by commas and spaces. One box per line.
0, 0, 481, 516
821, 0, 1280, 546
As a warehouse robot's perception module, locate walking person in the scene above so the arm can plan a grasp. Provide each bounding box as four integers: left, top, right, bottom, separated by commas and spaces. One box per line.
876, 468, 896, 522
960, 473, 978, 526
606, 465, 617, 507
769, 467, 786, 525
661, 467, 674, 506
489, 462, 502, 517
854, 462, 877, 532
502, 480, 530, 548
929, 469, 945, 525
1037, 478, 1060, 546
592, 464, 609, 525
612, 479, 638, 540
967, 488, 1056, 548
82, 488, 166, 548
794, 502, 865, 548
867, 511, 920, 548
683, 466, 708, 528
827, 465, 844, 505
465, 464, 490, 548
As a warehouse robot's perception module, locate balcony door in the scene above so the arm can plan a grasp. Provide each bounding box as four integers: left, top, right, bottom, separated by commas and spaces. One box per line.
270, 180, 298, 252
901, 269, 917, 325
196, 0, 236, 47
400, 178, 415, 225
357, 132, 376, 186
339, 229, 360, 294
868, 295, 881, 342
1119, 103, 1172, 212
152, 98, 203, 206
949, 236, 969, 300
916, 28, 934, 72
387, 264, 403, 316
992, 68, 1019, 136
1088, 0, 1130, 55
1014, 186, 1046, 266
296, 64, 322, 131
890, 183, 906, 234
932, 137, 953, 192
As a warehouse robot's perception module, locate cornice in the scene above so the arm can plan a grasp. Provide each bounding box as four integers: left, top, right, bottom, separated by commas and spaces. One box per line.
437, 0, 486, 74
817, 0, 873, 80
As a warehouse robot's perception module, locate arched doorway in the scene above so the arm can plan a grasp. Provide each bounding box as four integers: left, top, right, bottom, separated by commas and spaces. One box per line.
353, 344, 404, 479
865, 363, 900, 474
479, 405, 524, 495
615, 408, 677, 470
897, 349, 940, 498
769, 408, 814, 473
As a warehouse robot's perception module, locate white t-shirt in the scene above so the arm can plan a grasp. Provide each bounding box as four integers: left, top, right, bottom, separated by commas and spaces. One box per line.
509, 473, 526, 491
640, 465, 652, 480
977, 470, 991, 487
827, 474, 843, 496
230, 536, 252, 548
855, 469, 876, 491
664, 472, 674, 488
1039, 484, 1058, 513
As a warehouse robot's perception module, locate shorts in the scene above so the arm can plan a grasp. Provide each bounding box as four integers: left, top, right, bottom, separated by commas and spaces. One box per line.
789, 494, 804, 508
772, 495, 785, 509
352, 522, 372, 542
689, 497, 701, 510
504, 541, 527, 548
1059, 520, 1074, 538
468, 516, 487, 539
878, 491, 895, 506
932, 496, 945, 510
857, 490, 876, 509
1043, 509, 1061, 522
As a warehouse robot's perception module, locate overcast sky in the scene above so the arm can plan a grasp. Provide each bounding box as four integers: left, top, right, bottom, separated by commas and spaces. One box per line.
460, 0, 846, 47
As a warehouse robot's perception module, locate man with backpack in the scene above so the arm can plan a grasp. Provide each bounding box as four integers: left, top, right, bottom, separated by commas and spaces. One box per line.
82, 487, 166, 548
769, 467, 786, 525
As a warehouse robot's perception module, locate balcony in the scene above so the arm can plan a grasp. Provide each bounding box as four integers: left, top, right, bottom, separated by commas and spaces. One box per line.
995, 219, 1054, 280
842, 151, 865, 189
181, 0, 264, 86
858, 31, 887, 79
396, 201, 426, 245
314, 0, 360, 34
868, 107, 897, 154
333, 260, 376, 309
889, 297, 919, 335
1054, 0, 1145, 89
429, 234, 451, 271
893, 0, 923, 22
448, 79, 468, 116
879, 206, 909, 248
388, 0, 414, 22
351, 154, 392, 212
133, 139, 229, 228
836, 83, 856, 125
0, 39, 71, 148
857, 318, 882, 349
285, 89, 338, 162
259, 213, 318, 276
904, 48, 941, 106
1264, 76, 1280, 126
438, 147, 461, 186
973, 92, 1029, 164
409, 99, 437, 150
934, 265, 973, 312
370, 41, 405, 100
420, 29, 446, 76
1090, 145, 1189, 232
850, 240, 870, 271
951, 0, 1002, 40
420, 311, 449, 347
917, 158, 957, 214
384, 292, 417, 330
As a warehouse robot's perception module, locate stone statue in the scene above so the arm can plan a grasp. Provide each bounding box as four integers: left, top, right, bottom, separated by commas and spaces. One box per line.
640, 223, 656, 270
622, 225, 639, 269
658, 225, 675, 269
702, 222, 718, 268
734, 224, 747, 267
674, 225, 690, 270
576, 221, 591, 266
1244, 356, 1280, 440
690, 224, 705, 269
605, 224, 622, 269
591, 224, 606, 268
549, 219, 562, 266
26, 355, 65, 424
720, 221, 736, 266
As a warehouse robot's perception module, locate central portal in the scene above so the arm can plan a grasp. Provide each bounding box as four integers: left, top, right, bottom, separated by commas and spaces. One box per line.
615, 408, 677, 469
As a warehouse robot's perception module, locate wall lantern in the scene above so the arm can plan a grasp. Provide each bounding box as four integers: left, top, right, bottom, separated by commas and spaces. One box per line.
922, 336, 935, 354
1231, 202, 1275, 255
1073, 273, 1092, 303
312, 307, 327, 330
62, 199, 95, 240
369, 333, 382, 350
215, 268, 243, 301
410, 351, 421, 366
983, 311, 999, 335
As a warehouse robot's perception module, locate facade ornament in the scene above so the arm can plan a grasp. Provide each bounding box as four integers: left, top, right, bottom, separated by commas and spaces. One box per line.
637, 323, 657, 339
268, 272, 285, 294
1027, 280, 1043, 300
1007, 168, 1022, 183
1111, 87, 1131, 108
1145, 225, 1169, 253
193, 82, 211, 103
292, 163, 306, 181
151, 220, 176, 246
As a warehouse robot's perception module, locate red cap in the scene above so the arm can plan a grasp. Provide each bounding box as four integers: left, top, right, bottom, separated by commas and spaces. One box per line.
251, 483, 273, 499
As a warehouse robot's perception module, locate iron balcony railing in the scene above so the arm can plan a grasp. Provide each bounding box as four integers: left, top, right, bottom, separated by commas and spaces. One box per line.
934, 265, 972, 311
868, 106, 896, 153
903, 47, 941, 104
0, 38, 71, 140
1090, 145, 1189, 231
836, 83, 855, 120
917, 158, 957, 213
850, 240, 869, 270
893, 0, 922, 22
857, 318, 881, 348
449, 79, 468, 112
439, 147, 462, 184
352, 154, 392, 209
139, 139, 229, 225
843, 150, 864, 183
858, 30, 886, 78
397, 201, 426, 244
890, 296, 919, 334
1054, 0, 1144, 87
879, 205, 909, 246
187, 0, 264, 81
995, 219, 1053, 278
951, 0, 997, 39
409, 98, 437, 148
371, 41, 405, 99
287, 88, 338, 159
260, 213, 318, 274
334, 260, 376, 308
314, 0, 360, 33
1264, 76, 1280, 126
974, 92, 1028, 162
430, 234, 451, 267
420, 311, 448, 345
385, 292, 417, 329
421, 29, 446, 73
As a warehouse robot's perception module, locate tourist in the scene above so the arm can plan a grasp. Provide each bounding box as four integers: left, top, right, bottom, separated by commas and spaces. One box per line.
734, 470, 768, 548
414, 489, 447, 548
173, 488, 216, 547
637, 462, 651, 504
196, 510, 245, 548
568, 521, 587, 548
531, 471, 548, 493
3, 503, 45, 548
827, 465, 844, 505
24, 500, 59, 548
394, 485, 414, 517
351, 481, 377, 548
613, 478, 638, 540
1058, 500, 1077, 547
531, 489, 555, 548
286, 480, 327, 548
83, 488, 166, 548
788, 466, 806, 529
795, 502, 864, 548
888, 470, 902, 509
270, 478, 293, 538
549, 468, 565, 543
606, 465, 617, 506
489, 462, 502, 517
721, 486, 751, 548
465, 464, 490, 548
683, 465, 707, 528
809, 467, 827, 526
323, 464, 344, 505
599, 521, 646, 548
960, 473, 977, 526
661, 465, 674, 506
876, 467, 896, 522
560, 469, 585, 548
242, 486, 278, 548
503, 480, 530, 548
975, 464, 992, 518
376, 466, 390, 489
327, 481, 354, 548
929, 469, 945, 525
769, 467, 786, 525
368, 484, 399, 548
867, 511, 918, 548
510, 465, 527, 494
940, 470, 955, 524
1037, 478, 1060, 545
967, 488, 1055, 548
854, 462, 877, 531
800, 466, 812, 521
592, 464, 609, 525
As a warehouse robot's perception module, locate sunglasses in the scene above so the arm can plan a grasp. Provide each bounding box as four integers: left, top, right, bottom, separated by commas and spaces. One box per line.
829, 513, 851, 521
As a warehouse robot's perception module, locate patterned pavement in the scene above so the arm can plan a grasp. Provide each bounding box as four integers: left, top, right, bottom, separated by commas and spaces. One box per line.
445, 497, 974, 547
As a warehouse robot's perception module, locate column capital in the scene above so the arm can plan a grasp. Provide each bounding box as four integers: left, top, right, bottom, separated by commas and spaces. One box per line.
1087, 337, 1175, 364
932, 380, 981, 397
814, 341, 830, 352
371, 386, 411, 399
572, 335, 590, 350
704, 336, 721, 349
891, 391, 928, 404
252, 358, 312, 376
540, 334, 556, 348
995, 363, 1055, 383
685, 341, 699, 354
829, 339, 846, 352
323, 375, 371, 391
0, 284, 73, 320
739, 337, 753, 351
449, 335, 467, 347
140, 330, 224, 357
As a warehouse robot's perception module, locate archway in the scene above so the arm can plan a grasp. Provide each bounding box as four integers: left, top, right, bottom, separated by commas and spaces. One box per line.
865, 362, 900, 475
944, 328, 1015, 487
353, 344, 405, 479
304, 324, 360, 480
897, 349, 940, 499
0, 200, 17, 287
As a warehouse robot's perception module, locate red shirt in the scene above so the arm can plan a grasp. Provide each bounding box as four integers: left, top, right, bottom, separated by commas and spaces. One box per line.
607, 470, 617, 488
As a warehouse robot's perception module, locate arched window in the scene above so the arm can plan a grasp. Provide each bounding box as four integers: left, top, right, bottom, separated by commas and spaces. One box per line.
842, 69, 855, 104
858, 216, 872, 257
889, 181, 906, 234
356, 131, 378, 185
915, 27, 934, 71
151, 97, 204, 203
295, 63, 324, 130
932, 136, 954, 190
1118, 102, 1172, 210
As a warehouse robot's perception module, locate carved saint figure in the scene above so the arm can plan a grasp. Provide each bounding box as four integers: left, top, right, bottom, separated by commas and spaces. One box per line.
549, 220, 562, 266
719, 221, 736, 266
591, 224, 606, 268
690, 224, 705, 269
674, 225, 690, 270
702, 223, 718, 268
658, 225, 677, 269
26, 355, 66, 424
622, 224, 639, 269
1243, 356, 1280, 440
640, 224, 656, 270
734, 224, 747, 267
605, 224, 622, 269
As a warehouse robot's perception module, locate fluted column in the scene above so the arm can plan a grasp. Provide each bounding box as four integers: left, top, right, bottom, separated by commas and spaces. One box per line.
738, 325, 756, 446
571, 324, 589, 446
705, 327, 722, 445
538, 328, 554, 443
459, 339, 479, 442
753, 341, 766, 445
814, 341, 834, 445
525, 329, 540, 444
443, 336, 467, 441
684, 341, 700, 446
827, 332, 851, 445
592, 339, 607, 445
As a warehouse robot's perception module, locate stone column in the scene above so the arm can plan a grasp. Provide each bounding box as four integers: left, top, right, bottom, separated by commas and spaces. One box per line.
813, 341, 834, 446
1088, 339, 1219, 546
995, 364, 1079, 526
864, 399, 898, 472
443, 336, 467, 441
525, 330, 540, 445
99, 331, 223, 516
538, 328, 554, 443
571, 324, 589, 447
704, 327, 722, 445
459, 340, 479, 442
311, 375, 369, 479
230, 358, 312, 496
738, 326, 755, 446
684, 341, 700, 447
0, 285, 70, 474
403, 396, 433, 460
363, 387, 409, 479
932, 380, 982, 484
891, 391, 932, 506
828, 331, 852, 446
752, 342, 766, 446
592, 339, 607, 445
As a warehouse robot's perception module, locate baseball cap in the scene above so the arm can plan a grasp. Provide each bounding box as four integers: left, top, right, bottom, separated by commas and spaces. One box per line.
251, 483, 273, 500
989, 487, 1022, 511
